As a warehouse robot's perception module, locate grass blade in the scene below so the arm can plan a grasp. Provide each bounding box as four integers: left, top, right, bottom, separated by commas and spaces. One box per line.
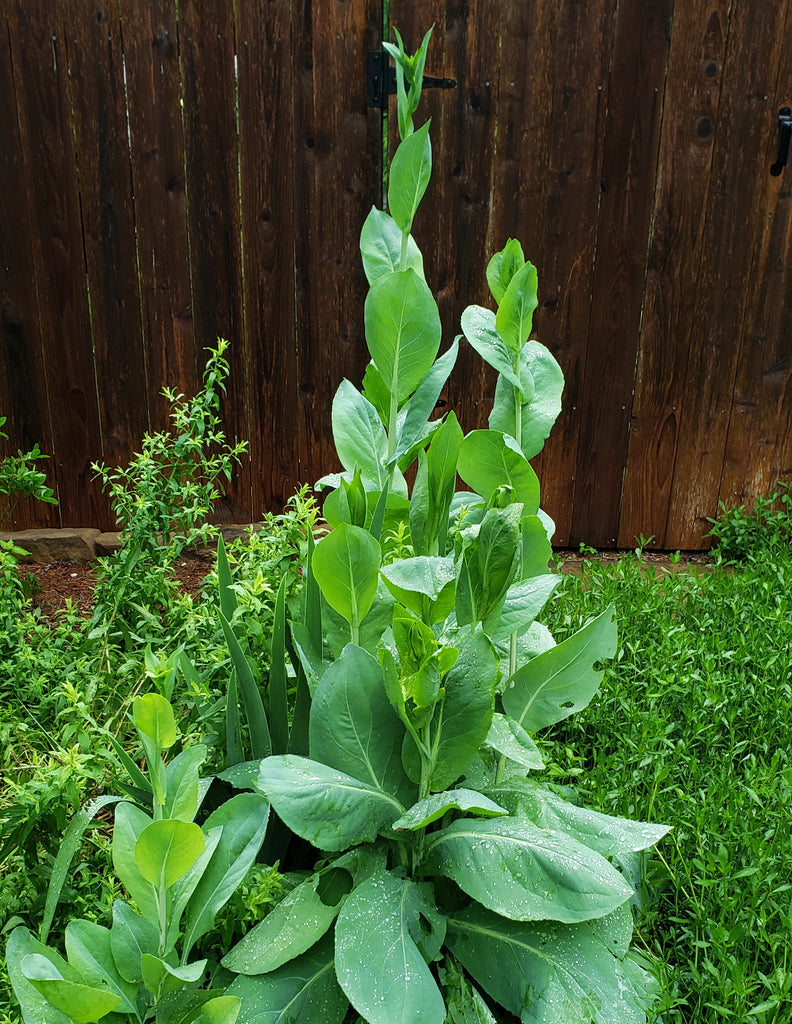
220, 610, 271, 760
269, 575, 289, 755
216, 534, 238, 621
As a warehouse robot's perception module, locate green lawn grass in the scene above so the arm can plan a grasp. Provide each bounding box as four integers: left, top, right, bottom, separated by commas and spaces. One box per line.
542, 552, 792, 1022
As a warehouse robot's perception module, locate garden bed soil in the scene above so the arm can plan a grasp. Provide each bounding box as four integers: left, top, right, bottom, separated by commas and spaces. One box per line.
19, 549, 716, 624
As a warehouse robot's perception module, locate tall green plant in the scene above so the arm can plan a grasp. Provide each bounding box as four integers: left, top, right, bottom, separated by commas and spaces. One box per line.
0, 415, 57, 527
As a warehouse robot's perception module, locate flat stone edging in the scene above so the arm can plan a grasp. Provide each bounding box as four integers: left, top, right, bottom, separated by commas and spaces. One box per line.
0, 525, 256, 563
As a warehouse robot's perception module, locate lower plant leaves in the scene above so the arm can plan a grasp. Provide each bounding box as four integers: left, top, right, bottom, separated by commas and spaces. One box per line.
334, 873, 447, 1024
520, 515, 554, 580
422, 817, 633, 924
446, 904, 648, 1024
141, 953, 207, 1000
134, 818, 205, 889
181, 793, 271, 959
484, 714, 544, 771
439, 956, 497, 1024
380, 555, 457, 622
112, 801, 158, 921
110, 901, 158, 984
331, 379, 389, 490
63, 919, 139, 1016
392, 789, 507, 831
486, 779, 671, 861
155, 988, 237, 1024
457, 431, 539, 515
490, 575, 559, 643
502, 606, 617, 733
20, 953, 120, 1023
6, 928, 77, 1024
428, 626, 498, 792
256, 755, 404, 852
193, 995, 242, 1024
227, 932, 347, 1024
223, 870, 350, 975
163, 744, 206, 822
309, 644, 414, 806
311, 524, 382, 637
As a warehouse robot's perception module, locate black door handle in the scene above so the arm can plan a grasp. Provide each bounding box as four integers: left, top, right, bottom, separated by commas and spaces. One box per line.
771, 107, 792, 176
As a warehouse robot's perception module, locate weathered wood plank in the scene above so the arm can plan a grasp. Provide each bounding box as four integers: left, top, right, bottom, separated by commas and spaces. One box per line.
8, 2, 106, 527
0, 9, 57, 528
64, 0, 149, 473
618, 1, 731, 548
718, 0, 792, 514
665, 0, 791, 548
569, 0, 673, 548
293, 0, 383, 488
178, 0, 249, 520
121, 0, 199, 428
235, 1, 300, 515
528, 0, 619, 546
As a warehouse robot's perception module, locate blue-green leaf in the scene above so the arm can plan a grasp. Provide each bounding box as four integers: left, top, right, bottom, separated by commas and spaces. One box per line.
457, 431, 540, 513
360, 207, 424, 284
495, 261, 538, 353
460, 306, 521, 390
388, 120, 432, 232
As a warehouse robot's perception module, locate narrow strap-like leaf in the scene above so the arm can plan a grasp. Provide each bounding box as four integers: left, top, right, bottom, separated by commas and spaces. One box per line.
268, 576, 289, 755
286, 628, 311, 757
107, 732, 151, 794
40, 795, 125, 944
225, 670, 243, 767
369, 472, 392, 543
303, 530, 322, 653
216, 535, 238, 621
220, 611, 271, 760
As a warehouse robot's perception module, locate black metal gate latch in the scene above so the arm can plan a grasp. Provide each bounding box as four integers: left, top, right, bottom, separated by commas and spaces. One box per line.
771, 107, 792, 176
366, 51, 456, 109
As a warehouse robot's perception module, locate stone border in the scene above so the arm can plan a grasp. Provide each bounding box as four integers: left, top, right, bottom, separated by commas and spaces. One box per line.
0, 525, 257, 563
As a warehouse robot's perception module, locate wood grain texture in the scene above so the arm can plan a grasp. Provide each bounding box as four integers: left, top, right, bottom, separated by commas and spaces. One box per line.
569, 0, 673, 548
236, 0, 300, 514
618, 1, 731, 547
293, 0, 383, 488
178, 0, 249, 521
665, 0, 790, 548
121, 0, 199, 427
529, 0, 619, 546
64, 0, 149, 471
8, 2, 107, 527
718, 0, 792, 512
0, 8, 57, 528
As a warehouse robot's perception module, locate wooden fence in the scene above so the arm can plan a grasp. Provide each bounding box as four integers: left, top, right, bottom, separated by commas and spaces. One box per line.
2, 0, 792, 549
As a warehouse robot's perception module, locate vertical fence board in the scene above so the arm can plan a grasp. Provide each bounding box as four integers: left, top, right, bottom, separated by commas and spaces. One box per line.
236, 0, 299, 514
65, 0, 149, 472
718, 0, 792, 509
8, 3, 106, 526
528, 0, 618, 546
293, 0, 382, 488
665, 0, 790, 548
178, 0, 249, 521
618, 2, 730, 547
0, 10, 57, 528
569, 0, 673, 548
121, 1, 198, 430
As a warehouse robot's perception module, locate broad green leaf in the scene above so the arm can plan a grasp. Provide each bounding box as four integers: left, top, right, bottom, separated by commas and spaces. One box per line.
410, 412, 463, 557
135, 818, 205, 889
64, 920, 139, 1016
227, 932, 347, 1024
335, 873, 446, 1024
439, 958, 497, 1024
336, 469, 368, 528
483, 714, 544, 770
388, 120, 432, 231
456, 506, 522, 628
332, 380, 388, 489
390, 338, 459, 465
392, 789, 507, 831
427, 626, 498, 791
495, 261, 538, 353
364, 269, 441, 403
141, 953, 207, 999
423, 816, 633, 923
447, 904, 647, 1024
311, 524, 381, 634
490, 574, 559, 642
6, 928, 75, 1024
164, 744, 206, 822
257, 755, 403, 851
110, 901, 158, 984
502, 606, 617, 732
320, 580, 395, 660
380, 555, 457, 622
133, 692, 177, 750
520, 514, 554, 579
309, 644, 414, 804
20, 954, 120, 1023
167, 826, 223, 950
459, 306, 521, 390
182, 793, 270, 958
486, 238, 525, 304
219, 611, 272, 760
360, 207, 424, 284
361, 360, 391, 425
457, 431, 540, 513
194, 996, 242, 1024
155, 988, 239, 1024
223, 870, 351, 974
112, 802, 158, 920
489, 342, 564, 459
487, 779, 671, 859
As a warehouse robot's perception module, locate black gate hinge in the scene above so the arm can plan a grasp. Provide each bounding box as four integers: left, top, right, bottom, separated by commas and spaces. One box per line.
366, 51, 456, 109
